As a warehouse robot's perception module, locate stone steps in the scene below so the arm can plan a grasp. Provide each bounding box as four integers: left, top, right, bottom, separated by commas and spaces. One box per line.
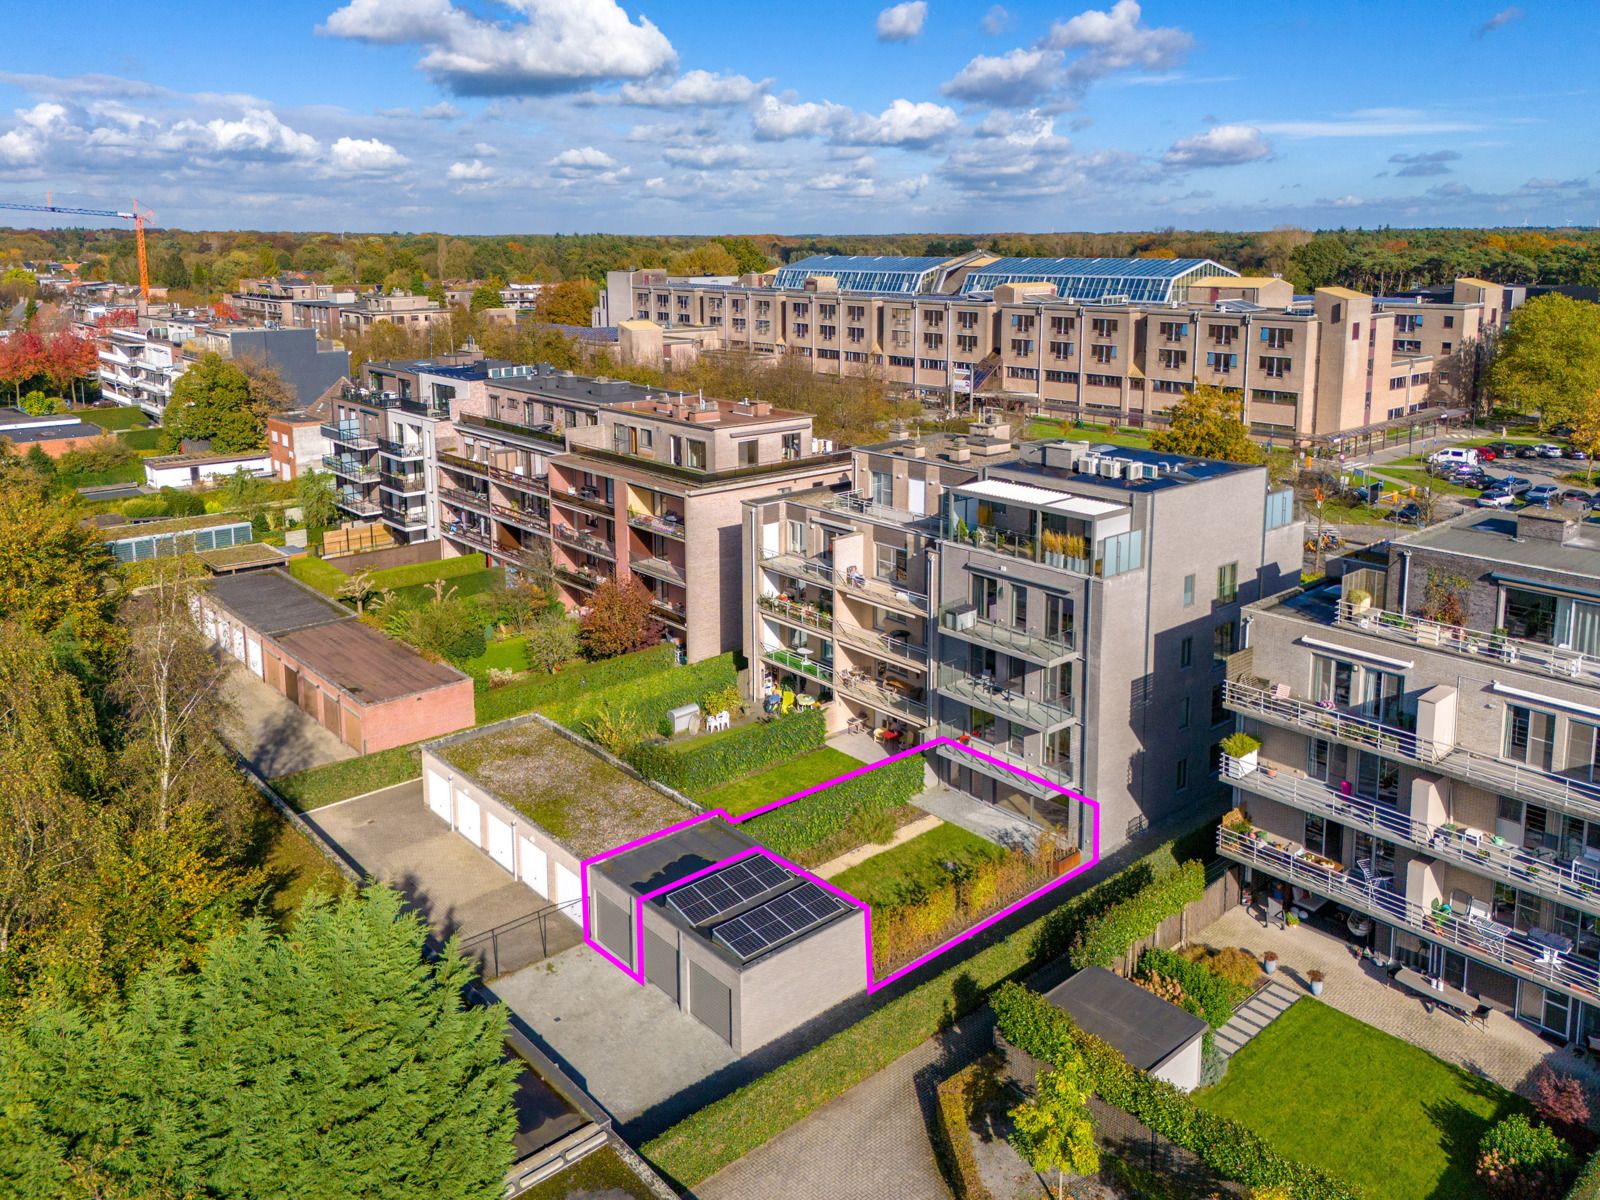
1214, 979, 1300, 1058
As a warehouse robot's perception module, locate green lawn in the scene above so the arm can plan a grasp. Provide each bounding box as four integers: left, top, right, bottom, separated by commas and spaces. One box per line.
71, 405, 151, 431
271, 744, 423, 811
462, 636, 529, 676
831, 822, 1003, 908
1371, 466, 1480, 498
521, 1147, 654, 1200
1026, 418, 1153, 449
698, 746, 865, 814
1195, 998, 1529, 1200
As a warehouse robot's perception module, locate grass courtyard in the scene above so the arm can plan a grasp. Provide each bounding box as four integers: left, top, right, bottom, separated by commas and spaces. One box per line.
696, 746, 865, 815
1195, 998, 1529, 1200
832, 822, 1003, 908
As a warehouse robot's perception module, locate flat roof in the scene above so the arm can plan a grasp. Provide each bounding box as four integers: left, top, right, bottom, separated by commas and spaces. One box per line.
1398, 512, 1600, 581
597, 817, 761, 894
276, 620, 468, 705
1043, 966, 1207, 1070
103, 513, 250, 540
955, 477, 1127, 517
206, 569, 352, 636
0, 419, 103, 444
144, 450, 270, 467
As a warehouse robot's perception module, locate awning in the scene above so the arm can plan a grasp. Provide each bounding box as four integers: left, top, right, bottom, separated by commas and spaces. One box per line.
1491, 681, 1600, 721
1489, 573, 1600, 605
1297, 635, 1413, 671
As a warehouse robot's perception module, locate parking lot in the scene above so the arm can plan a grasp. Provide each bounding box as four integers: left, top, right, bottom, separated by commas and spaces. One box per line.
1427, 439, 1595, 512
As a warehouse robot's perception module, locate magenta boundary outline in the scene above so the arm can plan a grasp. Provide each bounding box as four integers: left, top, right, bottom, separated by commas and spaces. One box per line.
579, 736, 1102, 994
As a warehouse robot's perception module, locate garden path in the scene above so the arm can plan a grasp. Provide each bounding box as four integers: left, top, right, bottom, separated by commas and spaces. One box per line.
813, 813, 942, 879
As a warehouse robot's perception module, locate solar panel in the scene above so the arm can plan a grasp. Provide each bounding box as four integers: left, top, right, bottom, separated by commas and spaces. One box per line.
666, 856, 792, 926
712, 881, 847, 961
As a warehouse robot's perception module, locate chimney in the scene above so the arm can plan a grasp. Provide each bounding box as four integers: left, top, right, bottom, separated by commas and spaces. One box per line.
947, 436, 971, 464
1515, 509, 1580, 545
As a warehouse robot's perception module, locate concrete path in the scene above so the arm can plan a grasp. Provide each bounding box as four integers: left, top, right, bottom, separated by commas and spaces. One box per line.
815, 813, 942, 879
1212, 979, 1298, 1059
913, 784, 1039, 852
220, 662, 354, 778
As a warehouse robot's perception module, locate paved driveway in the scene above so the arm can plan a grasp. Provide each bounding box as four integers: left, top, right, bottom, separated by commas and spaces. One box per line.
220, 663, 354, 778
304, 782, 557, 946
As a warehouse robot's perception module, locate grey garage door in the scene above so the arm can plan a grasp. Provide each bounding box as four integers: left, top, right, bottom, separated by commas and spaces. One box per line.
689, 962, 732, 1045
644, 929, 679, 1003
594, 895, 632, 964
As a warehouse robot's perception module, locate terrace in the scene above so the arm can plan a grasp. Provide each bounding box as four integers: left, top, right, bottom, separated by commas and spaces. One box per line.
938, 603, 1076, 665
937, 665, 1076, 732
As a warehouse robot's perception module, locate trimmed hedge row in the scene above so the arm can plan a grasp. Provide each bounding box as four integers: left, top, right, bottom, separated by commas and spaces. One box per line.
625, 709, 826, 795
641, 834, 1207, 1187
271, 743, 423, 810
1135, 947, 1236, 1030
992, 984, 1358, 1200
474, 644, 679, 724
932, 1061, 997, 1200
742, 753, 921, 858
1564, 1148, 1600, 1200
1068, 859, 1206, 969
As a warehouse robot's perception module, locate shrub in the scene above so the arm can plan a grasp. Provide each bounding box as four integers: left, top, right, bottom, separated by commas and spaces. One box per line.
522, 613, 580, 675
579, 576, 662, 658
626, 709, 825, 795
743, 753, 921, 859
364, 553, 489, 592
1565, 1147, 1600, 1200
584, 705, 650, 756
1068, 860, 1206, 969
699, 682, 744, 720
1534, 1066, 1594, 1147
1220, 731, 1261, 758
474, 643, 679, 724
1179, 945, 1261, 1004
931, 1059, 999, 1200
272, 744, 423, 810
643, 835, 1210, 1188
1134, 947, 1236, 1029
992, 984, 1358, 1200
386, 598, 487, 664
1477, 1113, 1575, 1200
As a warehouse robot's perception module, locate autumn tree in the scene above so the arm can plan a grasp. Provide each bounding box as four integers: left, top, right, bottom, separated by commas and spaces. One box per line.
1490, 294, 1600, 428
524, 612, 580, 674
1570, 391, 1600, 486
1149, 385, 1262, 463
1009, 1056, 1099, 1200
711, 236, 771, 275
294, 466, 339, 532
579, 576, 663, 659
0, 474, 122, 665
236, 353, 295, 413
0, 329, 45, 402
533, 278, 599, 327
667, 242, 740, 277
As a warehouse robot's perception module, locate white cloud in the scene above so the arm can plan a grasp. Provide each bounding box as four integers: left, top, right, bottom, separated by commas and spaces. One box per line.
752, 95, 848, 141
617, 70, 767, 107
321, 0, 677, 95
941, 48, 1062, 106
169, 107, 321, 159
661, 144, 753, 168
0, 128, 40, 165
548, 145, 618, 170
329, 135, 407, 172
876, 1, 927, 42
447, 158, 494, 180
1162, 124, 1271, 168
980, 5, 1011, 35
1331, 194, 1363, 208
1254, 109, 1483, 138
975, 108, 1063, 148
753, 95, 957, 147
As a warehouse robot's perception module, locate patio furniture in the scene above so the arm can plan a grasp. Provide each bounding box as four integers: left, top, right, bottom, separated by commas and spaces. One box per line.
1270, 683, 1291, 700
1528, 927, 1575, 955
795, 694, 816, 710
1394, 967, 1482, 1026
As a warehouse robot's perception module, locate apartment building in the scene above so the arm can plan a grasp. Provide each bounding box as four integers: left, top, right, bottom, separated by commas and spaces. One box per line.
1220, 508, 1600, 1042
227, 280, 450, 341
323, 354, 499, 541
266, 404, 332, 482
608, 255, 1521, 444
742, 427, 1302, 850
98, 324, 188, 417
229, 275, 357, 324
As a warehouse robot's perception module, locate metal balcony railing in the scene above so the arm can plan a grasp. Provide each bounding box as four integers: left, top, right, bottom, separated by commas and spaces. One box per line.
939, 604, 1076, 664
627, 511, 686, 539
1215, 826, 1600, 1003
321, 423, 378, 450
935, 724, 1075, 793
335, 491, 381, 517
833, 621, 928, 665
323, 456, 379, 482
835, 668, 927, 720
762, 647, 833, 684
377, 437, 425, 459
758, 594, 832, 632
631, 556, 686, 586
380, 505, 428, 530
1221, 754, 1600, 916
439, 487, 492, 516
1223, 679, 1600, 825
1334, 599, 1600, 686
552, 525, 615, 559
937, 666, 1076, 731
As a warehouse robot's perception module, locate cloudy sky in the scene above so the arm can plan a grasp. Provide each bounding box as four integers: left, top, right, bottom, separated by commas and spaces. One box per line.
0, 0, 1594, 235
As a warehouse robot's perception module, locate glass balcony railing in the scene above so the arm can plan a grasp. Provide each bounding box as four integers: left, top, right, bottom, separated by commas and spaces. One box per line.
833, 621, 928, 665
552, 524, 615, 559
762, 646, 834, 684
937, 666, 1076, 731
1334, 598, 1600, 686
935, 723, 1075, 793
631, 555, 686, 586
321, 423, 378, 450
939, 604, 1076, 664
835, 667, 927, 720
323, 456, 379, 482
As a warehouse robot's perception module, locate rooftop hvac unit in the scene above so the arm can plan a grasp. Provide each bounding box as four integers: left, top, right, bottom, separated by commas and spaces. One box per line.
1099, 460, 1124, 478
948, 603, 977, 631
1075, 454, 1098, 474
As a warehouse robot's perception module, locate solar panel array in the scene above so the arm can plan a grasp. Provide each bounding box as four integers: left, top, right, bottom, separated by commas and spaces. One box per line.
962, 257, 1232, 304
713, 881, 847, 961
772, 254, 949, 294
665, 856, 792, 926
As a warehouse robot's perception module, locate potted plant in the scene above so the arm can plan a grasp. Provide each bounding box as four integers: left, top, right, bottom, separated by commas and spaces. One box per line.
1308, 969, 1325, 997
1286, 913, 1300, 928
1220, 731, 1263, 776
1263, 951, 1279, 975
1346, 586, 1373, 615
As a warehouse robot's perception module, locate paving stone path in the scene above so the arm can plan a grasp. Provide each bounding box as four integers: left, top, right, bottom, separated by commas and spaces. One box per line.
1212, 979, 1299, 1059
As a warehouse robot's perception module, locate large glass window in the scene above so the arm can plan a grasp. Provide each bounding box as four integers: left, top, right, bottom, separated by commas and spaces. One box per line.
1011, 584, 1028, 629
1505, 704, 1556, 770
971, 574, 1001, 620
1045, 594, 1071, 642
871, 470, 893, 507
1304, 814, 1337, 858
1505, 587, 1558, 645
1311, 655, 1403, 720
874, 543, 908, 584
1217, 562, 1239, 602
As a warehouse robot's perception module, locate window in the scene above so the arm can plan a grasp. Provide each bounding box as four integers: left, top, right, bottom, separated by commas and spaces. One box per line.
682, 439, 706, 470
1217, 562, 1238, 602
1044, 369, 1078, 384
1211, 684, 1227, 725
1090, 344, 1118, 364
1505, 705, 1556, 771
1010, 338, 1035, 356
738, 440, 759, 466
871, 470, 893, 507
1178, 697, 1191, 729
1304, 814, 1337, 858
1049, 340, 1074, 359
1175, 757, 1189, 792
1352, 322, 1361, 341
1159, 320, 1188, 341
1091, 317, 1118, 337
1444, 314, 1455, 329
1206, 352, 1237, 371
1158, 349, 1187, 369
782, 431, 801, 460
1259, 356, 1291, 378
1261, 327, 1293, 350
1183, 573, 1195, 607
958, 335, 979, 354
1209, 325, 1237, 345
1012, 584, 1028, 628
1179, 636, 1193, 669
1213, 620, 1236, 662
1049, 316, 1074, 335
874, 543, 908, 583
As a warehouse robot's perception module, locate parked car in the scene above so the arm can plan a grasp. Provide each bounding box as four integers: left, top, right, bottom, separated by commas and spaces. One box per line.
1477, 490, 1517, 508
1571, 448, 1588, 461
1516, 445, 1541, 459
1451, 467, 1493, 489
1429, 447, 1481, 469
1527, 484, 1561, 505
1393, 502, 1424, 525
1472, 445, 1499, 461
1535, 444, 1565, 459
1561, 489, 1591, 506
1498, 475, 1533, 495
1550, 423, 1575, 438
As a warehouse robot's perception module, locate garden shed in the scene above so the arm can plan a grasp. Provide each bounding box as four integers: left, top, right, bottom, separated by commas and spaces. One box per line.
1037, 966, 1208, 1091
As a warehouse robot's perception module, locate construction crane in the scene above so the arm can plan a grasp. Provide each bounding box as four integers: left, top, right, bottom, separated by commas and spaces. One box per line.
0, 199, 156, 300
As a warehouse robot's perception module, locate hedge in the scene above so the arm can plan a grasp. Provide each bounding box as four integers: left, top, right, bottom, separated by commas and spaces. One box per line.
932, 1060, 997, 1200
1565, 1148, 1600, 1199
742, 753, 922, 859
625, 709, 826, 795
271, 743, 423, 811
365, 552, 488, 591
641, 833, 1208, 1187
1135, 947, 1236, 1030
288, 555, 349, 597
474, 643, 678, 724
542, 653, 737, 737
992, 984, 1359, 1200
1068, 859, 1206, 969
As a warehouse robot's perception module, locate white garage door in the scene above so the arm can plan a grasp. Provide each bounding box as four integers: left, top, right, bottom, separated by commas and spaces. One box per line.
518, 837, 548, 898
246, 637, 263, 678
554, 862, 580, 906
455, 792, 482, 846
230, 626, 246, 661
485, 813, 514, 874
203, 610, 218, 641
425, 770, 451, 823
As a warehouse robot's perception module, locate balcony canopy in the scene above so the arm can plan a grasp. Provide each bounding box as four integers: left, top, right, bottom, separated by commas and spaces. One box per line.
953, 478, 1127, 519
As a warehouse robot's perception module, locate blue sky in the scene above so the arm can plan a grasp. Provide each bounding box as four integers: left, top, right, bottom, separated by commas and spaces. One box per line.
0, 0, 1594, 235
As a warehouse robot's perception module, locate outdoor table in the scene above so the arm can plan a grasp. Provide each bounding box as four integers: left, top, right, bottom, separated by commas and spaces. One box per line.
1393, 967, 1485, 1026
795, 694, 816, 710
1528, 927, 1574, 955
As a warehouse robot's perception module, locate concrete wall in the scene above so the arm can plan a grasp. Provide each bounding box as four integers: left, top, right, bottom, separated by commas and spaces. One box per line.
229, 327, 348, 405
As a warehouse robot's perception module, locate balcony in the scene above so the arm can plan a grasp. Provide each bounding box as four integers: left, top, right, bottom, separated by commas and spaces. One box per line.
1334, 598, 1600, 687
457, 413, 565, 450
552, 524, 615, 560
759, 549, 838, 591
377, 437, 425, 460
381, 505, 429, 531
835, 667, 927, 721
335, 490, 381, 518
439, 487, 493, 517
762, 647, 833, 685
555, 563, 606, 590
631, 556, 686, 586
321, 423, 378, 451
1221, 754, 1600, 917
936, 723, 1075, 794
652, 597, 687, 625
323, 456, 379, 482
939, 604, 1076, 665
627, 511, 686, 540
758, 594, 832, 632
1215, 825, 1600, 1005
439, 451, 549, 494
1222, 680, 1600, 826
552, 487, 614, 517
833, 621, 928, 665
492, 503, 549, 535
937, 666, 1076, 732
833, 565, 927, 618
380, 472, 428, 497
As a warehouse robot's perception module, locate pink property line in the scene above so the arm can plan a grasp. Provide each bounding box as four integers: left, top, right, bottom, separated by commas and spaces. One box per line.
580, 736, 1102, 993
